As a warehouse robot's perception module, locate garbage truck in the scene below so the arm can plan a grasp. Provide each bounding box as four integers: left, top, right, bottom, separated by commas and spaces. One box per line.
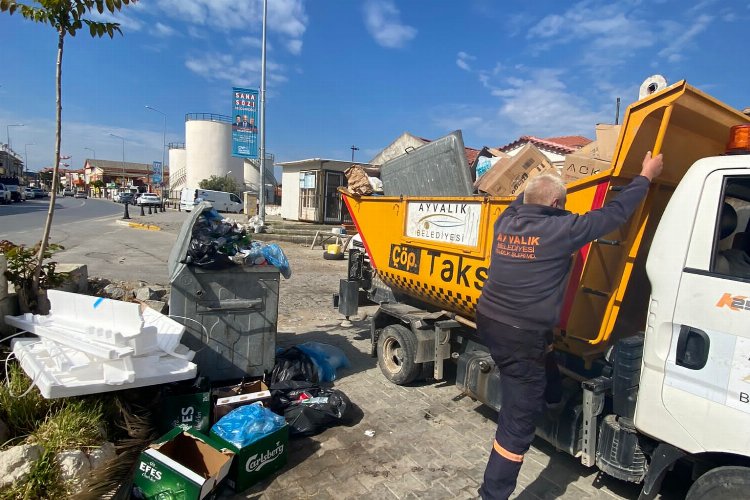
336, 81, 750, 498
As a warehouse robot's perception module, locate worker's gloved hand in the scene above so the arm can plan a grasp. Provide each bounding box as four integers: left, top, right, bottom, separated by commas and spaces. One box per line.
640, 151, 664, 181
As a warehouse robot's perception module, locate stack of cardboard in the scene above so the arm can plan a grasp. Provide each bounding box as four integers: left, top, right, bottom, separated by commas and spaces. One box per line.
475, 143, 556, 196
562, 124, 621, 183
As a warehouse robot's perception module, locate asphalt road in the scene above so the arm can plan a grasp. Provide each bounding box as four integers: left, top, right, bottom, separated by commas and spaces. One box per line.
0, 196, 180, 284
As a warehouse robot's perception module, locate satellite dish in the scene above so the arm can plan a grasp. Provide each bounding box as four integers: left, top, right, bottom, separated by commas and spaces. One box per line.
639, 75, 668, 100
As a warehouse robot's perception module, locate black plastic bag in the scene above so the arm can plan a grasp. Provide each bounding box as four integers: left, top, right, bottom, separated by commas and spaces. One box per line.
269, 382, 351, 436
269, 347, 319, 385
184, 238, 233, 269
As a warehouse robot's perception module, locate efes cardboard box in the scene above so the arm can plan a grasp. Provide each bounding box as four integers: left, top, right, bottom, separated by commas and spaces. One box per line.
212, 380, 271, 423
210, 424, 288, 492
158, 377, 211, 434
132, 427, 234, 500
476, 143, 555, 196
562, 152, 612, 184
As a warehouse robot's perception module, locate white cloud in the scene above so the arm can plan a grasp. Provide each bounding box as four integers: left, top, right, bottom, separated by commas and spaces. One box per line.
363, 0, 417, 49
153, 0, 307, 54
456, 52, 476, 72
658, 14, 713, 63
153, 22, 176, 37
184, 53, 288, 87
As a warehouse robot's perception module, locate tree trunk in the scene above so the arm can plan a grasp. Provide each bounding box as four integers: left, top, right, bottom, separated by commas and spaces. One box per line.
33, 29, 64, 296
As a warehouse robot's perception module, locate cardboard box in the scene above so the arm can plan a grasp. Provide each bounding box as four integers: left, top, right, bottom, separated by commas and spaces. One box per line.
472, 146, 510, 181
212, 380, 271, 423
132, 427, 234, 500
476, 143, 555, 196
211, 424, 288, 492
578, 124, 621, 162
562, 152, 612, 183
158, 377, 212, 434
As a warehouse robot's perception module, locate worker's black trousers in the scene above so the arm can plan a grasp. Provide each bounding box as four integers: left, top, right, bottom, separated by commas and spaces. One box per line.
476, 312, 560, 500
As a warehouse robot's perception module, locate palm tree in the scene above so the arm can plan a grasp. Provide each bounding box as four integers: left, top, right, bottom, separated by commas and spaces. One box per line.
0, 0, 133, 297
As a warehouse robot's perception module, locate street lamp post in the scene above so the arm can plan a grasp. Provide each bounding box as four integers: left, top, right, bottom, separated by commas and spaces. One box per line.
84, 147, 96, 196
145, 105, 166, 200
108, 133, 126, 189
6, 123, 24, 150
24, 143, 34, 184
84, 147, 96, 160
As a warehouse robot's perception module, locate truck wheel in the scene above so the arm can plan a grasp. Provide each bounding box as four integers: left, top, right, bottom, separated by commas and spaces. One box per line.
377, 324, 420, 385
686, 466, 750, 500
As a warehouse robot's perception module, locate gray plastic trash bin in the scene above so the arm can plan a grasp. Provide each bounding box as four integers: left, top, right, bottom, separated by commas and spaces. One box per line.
167, 202, 279, 381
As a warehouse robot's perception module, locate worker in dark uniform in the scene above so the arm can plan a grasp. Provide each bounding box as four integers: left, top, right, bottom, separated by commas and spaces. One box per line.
477, 151, 664, 499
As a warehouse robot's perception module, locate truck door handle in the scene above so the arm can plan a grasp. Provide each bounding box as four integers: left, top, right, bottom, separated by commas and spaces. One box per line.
675, 325, 710, 370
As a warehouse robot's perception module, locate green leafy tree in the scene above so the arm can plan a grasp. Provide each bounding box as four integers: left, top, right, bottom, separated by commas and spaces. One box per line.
0, 0, 134, 295
199, 175, 239, 193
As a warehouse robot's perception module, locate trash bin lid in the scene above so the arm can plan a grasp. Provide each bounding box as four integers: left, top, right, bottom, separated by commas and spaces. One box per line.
167, 201, 213, 281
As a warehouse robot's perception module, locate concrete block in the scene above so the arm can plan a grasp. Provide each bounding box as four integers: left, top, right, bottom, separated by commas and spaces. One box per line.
0, 294, 19, 336
54, 264, 89, 293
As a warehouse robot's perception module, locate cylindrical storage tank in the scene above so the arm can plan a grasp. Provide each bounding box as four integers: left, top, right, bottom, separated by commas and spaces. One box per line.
185, 115, 243, 190
244, 159, 260, 192
169, 147, 186, 192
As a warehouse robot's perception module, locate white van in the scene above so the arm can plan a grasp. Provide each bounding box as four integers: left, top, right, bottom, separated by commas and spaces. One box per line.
180, 188, 243, 213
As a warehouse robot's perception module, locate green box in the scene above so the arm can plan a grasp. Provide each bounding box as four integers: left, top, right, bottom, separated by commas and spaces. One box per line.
132, 427, 234, 500
210, 424, 288, 492
159, 378, 211, 434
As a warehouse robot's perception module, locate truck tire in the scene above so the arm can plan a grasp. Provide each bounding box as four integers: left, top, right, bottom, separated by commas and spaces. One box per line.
377, 324, 420, 385
686, 466, 750, 500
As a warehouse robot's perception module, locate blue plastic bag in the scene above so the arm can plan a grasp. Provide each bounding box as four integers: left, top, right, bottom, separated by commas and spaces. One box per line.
211, 403, 286, 448
262, 243, 292, 279
295, 342, 350, 382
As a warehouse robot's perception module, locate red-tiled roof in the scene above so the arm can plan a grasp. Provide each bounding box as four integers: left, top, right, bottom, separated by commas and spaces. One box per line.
543, 135, 592, 148
498, 135, 592, 155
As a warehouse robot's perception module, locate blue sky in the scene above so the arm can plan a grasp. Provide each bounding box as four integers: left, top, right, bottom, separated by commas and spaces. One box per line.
1, 0, 747, 180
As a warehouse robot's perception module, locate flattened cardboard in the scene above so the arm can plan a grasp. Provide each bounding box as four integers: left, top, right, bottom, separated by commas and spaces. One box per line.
133, 427, 234, 500
476, 143, 555, 196
562, 153, 612, 183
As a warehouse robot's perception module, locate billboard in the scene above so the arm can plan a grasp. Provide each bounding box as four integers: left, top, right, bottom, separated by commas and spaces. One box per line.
151, 161, 162, 184
231, 87, 259, 158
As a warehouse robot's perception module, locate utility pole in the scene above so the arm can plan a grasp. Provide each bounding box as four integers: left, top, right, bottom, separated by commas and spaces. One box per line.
258, 0, 268, 228
351, 145, 359, 162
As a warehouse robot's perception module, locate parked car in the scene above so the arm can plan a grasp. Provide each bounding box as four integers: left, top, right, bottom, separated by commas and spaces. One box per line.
74, 190, 87, 199
63, 187, 74, 196
32, 188, 47, 198
5, 185, 24, 202
24, 187, 36, 199
136, 193, 162, 207
0, 184, 10, 204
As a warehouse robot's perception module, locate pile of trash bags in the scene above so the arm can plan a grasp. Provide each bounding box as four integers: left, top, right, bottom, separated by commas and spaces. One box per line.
185, 208, 291, 278
268, 342, 352, 436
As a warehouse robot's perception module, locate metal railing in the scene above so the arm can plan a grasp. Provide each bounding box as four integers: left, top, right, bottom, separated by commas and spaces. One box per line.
184, 113, 232, 124
168, 142, 185, 149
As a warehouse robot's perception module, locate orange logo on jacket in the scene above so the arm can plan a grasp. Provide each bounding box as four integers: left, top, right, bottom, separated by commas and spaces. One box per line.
716, 293, 750, 311
495, 233, 540, 260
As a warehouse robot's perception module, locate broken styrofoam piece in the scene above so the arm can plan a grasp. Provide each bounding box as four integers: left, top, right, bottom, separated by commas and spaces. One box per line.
141, 307, 193, 361
3, 315, 135, 360
11, 338, 197, 399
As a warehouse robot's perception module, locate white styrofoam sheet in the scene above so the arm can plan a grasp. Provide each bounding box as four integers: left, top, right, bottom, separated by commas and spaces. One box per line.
11, 338, 197, 399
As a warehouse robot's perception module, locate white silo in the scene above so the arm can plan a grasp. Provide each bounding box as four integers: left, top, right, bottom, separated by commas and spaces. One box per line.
168, 145, 186, 193
185, 115, 243, 190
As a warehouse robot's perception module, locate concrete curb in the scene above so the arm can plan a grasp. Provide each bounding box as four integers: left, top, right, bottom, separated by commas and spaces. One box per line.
115, 220, 162, 231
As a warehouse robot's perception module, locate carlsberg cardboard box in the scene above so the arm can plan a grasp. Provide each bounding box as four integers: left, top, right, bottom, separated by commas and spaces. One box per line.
132, 427, 234, 500
210, 424, 288, 492
158, 377, 211, 434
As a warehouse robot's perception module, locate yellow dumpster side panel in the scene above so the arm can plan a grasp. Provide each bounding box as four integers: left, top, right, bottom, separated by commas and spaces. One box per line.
344, 81, 749, 362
